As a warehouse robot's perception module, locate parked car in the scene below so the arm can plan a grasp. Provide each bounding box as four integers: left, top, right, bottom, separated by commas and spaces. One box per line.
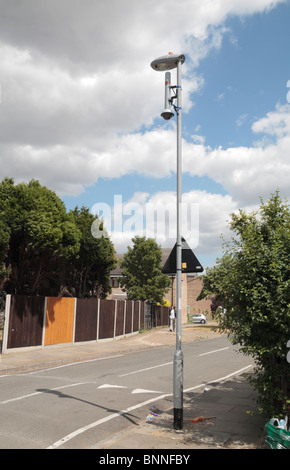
192, 313, 207, 324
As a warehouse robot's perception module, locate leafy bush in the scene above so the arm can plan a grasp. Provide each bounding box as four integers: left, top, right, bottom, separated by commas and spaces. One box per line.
198, 192, 290, 418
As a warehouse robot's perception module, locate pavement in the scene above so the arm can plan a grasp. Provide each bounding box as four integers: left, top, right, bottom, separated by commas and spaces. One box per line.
0, 323, 267, 450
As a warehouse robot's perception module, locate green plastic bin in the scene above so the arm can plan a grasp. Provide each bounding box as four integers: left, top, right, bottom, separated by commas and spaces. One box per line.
265, 421, 290, 449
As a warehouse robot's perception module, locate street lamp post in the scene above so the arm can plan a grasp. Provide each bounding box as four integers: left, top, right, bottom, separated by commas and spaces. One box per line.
150, 52, 185, 430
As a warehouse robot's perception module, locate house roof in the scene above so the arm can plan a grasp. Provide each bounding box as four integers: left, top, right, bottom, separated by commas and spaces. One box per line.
110, 248, 172, 277
110, 254, 124, 276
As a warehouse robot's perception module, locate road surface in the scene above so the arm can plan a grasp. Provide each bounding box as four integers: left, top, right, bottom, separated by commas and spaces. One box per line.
0, 336, 252, 449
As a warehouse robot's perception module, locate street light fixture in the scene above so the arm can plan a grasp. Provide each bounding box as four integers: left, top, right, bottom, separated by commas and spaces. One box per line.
150, 52, 185, 430
151, 52, 185, 71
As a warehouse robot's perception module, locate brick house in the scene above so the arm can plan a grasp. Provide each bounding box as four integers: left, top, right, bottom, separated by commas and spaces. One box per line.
107, 249, 212, 324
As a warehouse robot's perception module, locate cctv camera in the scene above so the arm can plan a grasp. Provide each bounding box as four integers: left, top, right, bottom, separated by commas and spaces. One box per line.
161, 108, 175, 120
161, 72, 175, 120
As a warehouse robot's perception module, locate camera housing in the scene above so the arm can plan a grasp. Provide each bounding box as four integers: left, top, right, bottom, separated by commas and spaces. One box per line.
161, 108, 175, 120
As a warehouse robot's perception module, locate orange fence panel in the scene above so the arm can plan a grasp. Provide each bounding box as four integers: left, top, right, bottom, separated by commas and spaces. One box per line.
44, 297, 75, 346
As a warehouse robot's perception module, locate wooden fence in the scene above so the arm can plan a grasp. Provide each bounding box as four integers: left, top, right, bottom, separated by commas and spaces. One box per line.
1, 294, 169, 353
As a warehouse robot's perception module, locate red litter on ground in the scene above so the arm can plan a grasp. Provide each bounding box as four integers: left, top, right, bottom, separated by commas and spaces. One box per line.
184, 416, 216, 423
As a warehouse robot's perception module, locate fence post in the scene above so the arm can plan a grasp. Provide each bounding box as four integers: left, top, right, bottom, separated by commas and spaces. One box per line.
72, 298, 77, 344
139, 301, 141, 331
123, 300, 126, 336
41, 297, 48, 349
96, 298, 100, 341
131, 301, 134, 333
2, 294, 11, 354
113, 300, 117, 338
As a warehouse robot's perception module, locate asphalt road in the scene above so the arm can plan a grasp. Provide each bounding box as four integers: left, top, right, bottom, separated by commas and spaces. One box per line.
0, 336, 253, 449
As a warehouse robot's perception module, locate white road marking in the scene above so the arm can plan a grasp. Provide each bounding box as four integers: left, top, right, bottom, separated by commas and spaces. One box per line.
97, 384, 127, 389
47, 364, 253, 449
119, 361, 172, 377
183, 364, 253, 392
199, 347, 229, 356
47, 394, 170, 449
206, 364, 253, 385
132, 388, 163, 394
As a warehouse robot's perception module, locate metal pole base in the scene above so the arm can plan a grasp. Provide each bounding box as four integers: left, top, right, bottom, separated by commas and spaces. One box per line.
173, 349, 183, 430
173, 408, 183, 430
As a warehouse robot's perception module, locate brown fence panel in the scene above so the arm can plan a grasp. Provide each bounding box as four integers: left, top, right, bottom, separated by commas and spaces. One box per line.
7, 295, 45, 349
163, 306, 170, 326
125, 301, 133, 334
98, 299, 115, 339
133, 302, 139, 332
115, 301, 125, 337
44, 297, 75, 346
6, 296, 152, 352
161, 306, 169, 327
155, 305, 161, 327
152, 305, 169, 328
75, 298, 98, 342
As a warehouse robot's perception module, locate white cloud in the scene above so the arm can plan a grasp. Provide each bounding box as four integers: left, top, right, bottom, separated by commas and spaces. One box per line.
252, 103, 290, 137
0, 0, 287, 266
86, 103, 290, 207
4, 101, 289, 206
0, 1, 282, 68
0, 0, 283, 148
97, 189, 239, 267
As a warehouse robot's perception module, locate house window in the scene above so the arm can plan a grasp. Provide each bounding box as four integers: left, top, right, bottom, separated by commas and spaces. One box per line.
111, 278, 119, 288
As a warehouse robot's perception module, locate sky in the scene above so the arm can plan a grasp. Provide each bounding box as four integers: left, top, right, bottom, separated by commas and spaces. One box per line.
0, 0, 290, 270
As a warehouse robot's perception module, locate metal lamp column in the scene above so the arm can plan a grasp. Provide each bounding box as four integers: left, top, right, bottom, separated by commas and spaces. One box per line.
173, 57, 183, 430
150, 53, 185, 430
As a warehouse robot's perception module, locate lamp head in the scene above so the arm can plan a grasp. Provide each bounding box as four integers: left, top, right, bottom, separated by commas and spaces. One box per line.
151, 52, 185, 71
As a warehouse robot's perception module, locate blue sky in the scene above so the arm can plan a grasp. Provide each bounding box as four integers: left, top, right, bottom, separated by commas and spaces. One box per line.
0, 0, 289, 269
191, 9, 290, 149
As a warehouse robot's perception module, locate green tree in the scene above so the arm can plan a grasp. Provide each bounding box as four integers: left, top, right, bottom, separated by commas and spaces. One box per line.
119, 236, 171, 303
198, 192, 290, 418
0, 178, 81, 295
68, 207, 116, 298
0, 178, 117, 298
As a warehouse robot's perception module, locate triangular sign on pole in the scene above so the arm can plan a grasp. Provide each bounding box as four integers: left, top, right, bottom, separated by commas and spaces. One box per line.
162, 237, 203, 274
